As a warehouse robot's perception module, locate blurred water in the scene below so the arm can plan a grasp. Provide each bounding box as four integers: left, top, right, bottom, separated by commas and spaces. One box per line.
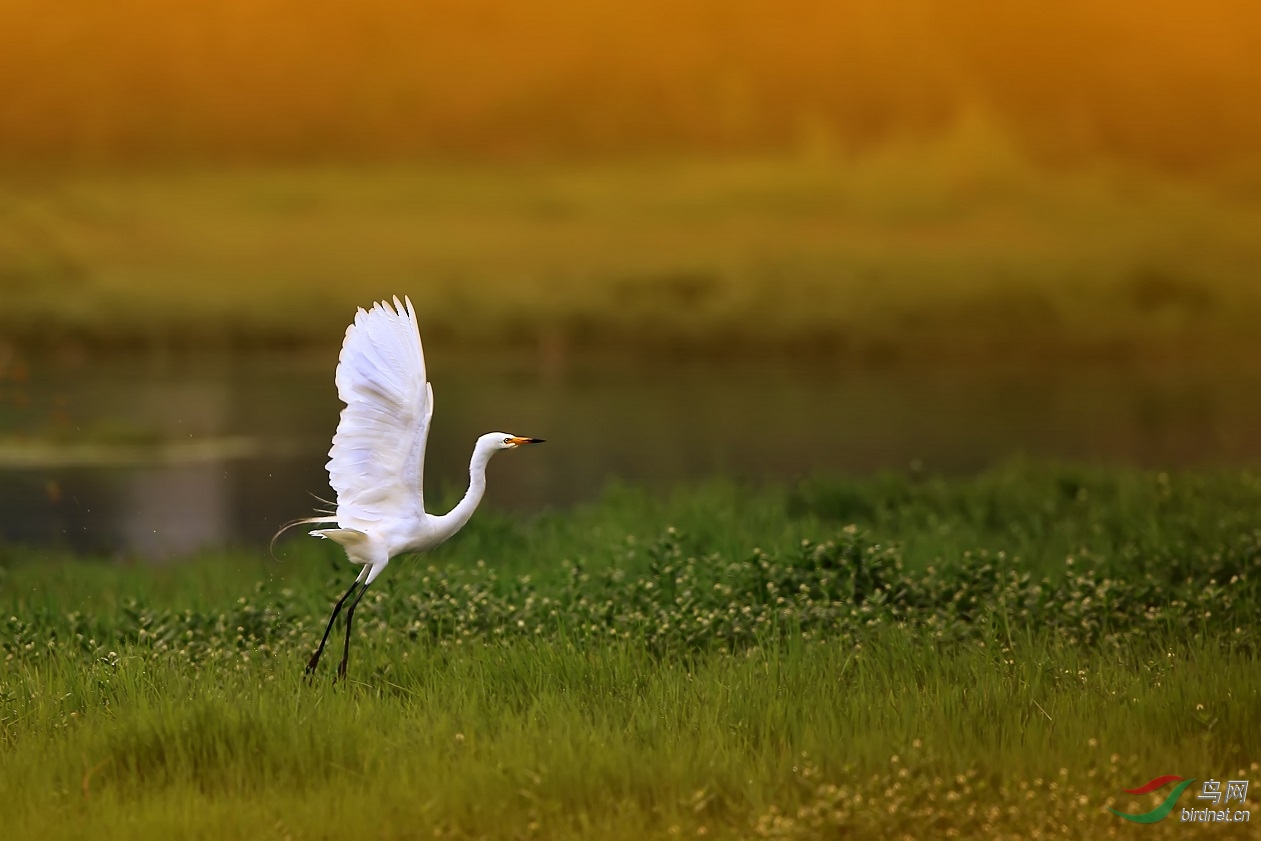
2, 349, 1260, 559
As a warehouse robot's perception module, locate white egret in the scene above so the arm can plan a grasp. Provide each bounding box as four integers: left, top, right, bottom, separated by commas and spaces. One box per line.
289, 296, 543, 678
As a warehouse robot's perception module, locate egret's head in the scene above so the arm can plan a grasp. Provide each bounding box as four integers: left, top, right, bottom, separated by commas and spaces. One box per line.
480, 432, 545, 452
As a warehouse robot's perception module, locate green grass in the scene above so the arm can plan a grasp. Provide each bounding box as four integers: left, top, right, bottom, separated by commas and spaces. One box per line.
4, 138, 1261, 361
3, 465, 1260, 838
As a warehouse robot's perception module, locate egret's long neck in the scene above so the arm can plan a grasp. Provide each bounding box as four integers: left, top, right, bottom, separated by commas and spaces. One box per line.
432, 441, 493, 543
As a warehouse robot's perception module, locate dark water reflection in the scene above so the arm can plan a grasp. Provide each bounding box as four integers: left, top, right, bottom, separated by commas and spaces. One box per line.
2, 349, 1260, 559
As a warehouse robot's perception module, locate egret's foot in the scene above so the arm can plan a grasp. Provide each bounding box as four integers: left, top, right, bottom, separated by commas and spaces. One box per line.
305, 652, 322, 676
336, 657, 349, 680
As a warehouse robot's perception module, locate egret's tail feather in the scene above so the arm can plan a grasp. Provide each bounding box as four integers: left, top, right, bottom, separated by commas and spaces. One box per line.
269, 514, 339, 559
307, 491, 337, 512
309, 528, 374, 565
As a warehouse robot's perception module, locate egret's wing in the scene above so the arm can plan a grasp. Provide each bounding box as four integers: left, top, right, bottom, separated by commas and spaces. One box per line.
325, 296, 433, 529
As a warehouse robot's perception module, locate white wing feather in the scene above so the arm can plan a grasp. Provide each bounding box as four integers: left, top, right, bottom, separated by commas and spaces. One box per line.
325, 296, 433, 532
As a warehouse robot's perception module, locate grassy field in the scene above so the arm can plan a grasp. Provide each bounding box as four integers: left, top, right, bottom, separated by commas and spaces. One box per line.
4, 142, 1261, 362
3, 464, 1260, 839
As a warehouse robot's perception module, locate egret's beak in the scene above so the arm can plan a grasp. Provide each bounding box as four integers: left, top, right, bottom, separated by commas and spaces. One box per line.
509, 437, 545, 446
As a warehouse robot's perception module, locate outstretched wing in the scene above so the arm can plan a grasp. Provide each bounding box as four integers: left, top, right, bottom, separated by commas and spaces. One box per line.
325, 296, 434, 531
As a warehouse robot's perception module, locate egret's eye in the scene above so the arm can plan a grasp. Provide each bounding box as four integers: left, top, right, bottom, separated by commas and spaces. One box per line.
503, 437, 513, 444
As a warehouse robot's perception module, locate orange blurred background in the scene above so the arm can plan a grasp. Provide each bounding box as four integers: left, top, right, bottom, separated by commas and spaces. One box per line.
4, 1, 1261, 555
1, 0, 1258, 171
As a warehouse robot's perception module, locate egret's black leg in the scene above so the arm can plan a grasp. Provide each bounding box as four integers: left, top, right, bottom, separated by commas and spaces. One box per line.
337, 581, 372, 680
306, 577, 361, 676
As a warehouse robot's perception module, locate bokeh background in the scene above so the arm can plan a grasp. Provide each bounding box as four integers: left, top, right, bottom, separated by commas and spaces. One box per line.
2, 1, 1260, 557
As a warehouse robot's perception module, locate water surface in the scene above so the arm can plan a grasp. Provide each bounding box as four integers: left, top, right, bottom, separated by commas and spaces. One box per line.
2, 350, 1259, 558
